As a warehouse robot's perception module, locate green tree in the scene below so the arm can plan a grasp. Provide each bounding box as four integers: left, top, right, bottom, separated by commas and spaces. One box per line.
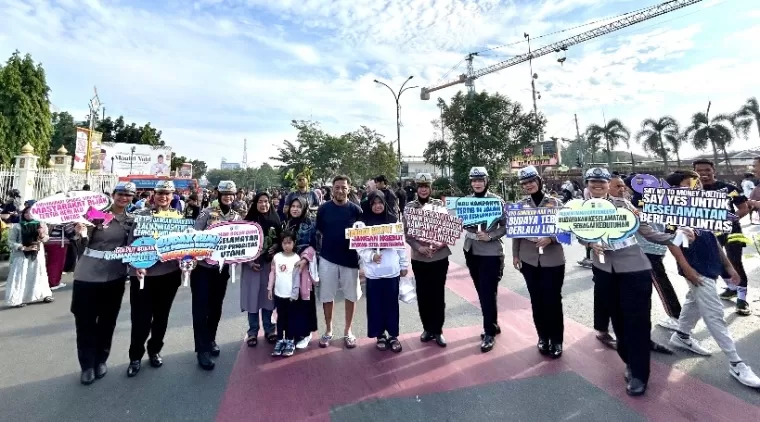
442, 91, 544, 192
170, 155, 208, 179
50, 111, 79, 155
271, 120, 397, 186
95, 115, 164, 146
0, 51, 53, 164
423, 139, 450, 176
585, 119, 630, 168
635, 116, 679, 173
686, 109, 733, 170
737, 97, 760, 139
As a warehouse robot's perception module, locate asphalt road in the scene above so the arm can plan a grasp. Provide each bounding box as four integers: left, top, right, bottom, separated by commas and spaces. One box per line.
2, 225, 760, 421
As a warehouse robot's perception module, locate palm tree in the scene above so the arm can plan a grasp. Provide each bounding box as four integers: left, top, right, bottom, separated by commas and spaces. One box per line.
715, 112, 751, 174
737, 97, 760, 139
585, 118, 630, 168
668, 129, 687, 168
685, 109, 733, 171
635, 116, 679, 173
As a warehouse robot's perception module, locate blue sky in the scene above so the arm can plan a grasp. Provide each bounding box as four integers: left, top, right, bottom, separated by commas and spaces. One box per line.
1, 0, 758, 169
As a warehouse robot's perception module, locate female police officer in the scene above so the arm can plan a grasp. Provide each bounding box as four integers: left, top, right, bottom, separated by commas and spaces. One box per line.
191, 181, 243, 370
462, 166, 507, 353
72, 181, 135, 385
512, 166, 566, 358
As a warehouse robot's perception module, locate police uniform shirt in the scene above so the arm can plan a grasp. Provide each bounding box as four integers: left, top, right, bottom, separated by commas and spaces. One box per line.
511, 194, 565, 267
403, 198, 452, 263
462, 192, 507, 257
74, 212, 134, 283
579, 196, 673, 273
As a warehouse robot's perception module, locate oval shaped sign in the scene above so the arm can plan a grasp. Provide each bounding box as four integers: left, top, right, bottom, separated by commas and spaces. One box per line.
30, 190, 112, 224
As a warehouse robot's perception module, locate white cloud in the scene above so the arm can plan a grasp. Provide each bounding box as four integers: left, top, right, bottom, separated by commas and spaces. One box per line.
0, 0, 757, 173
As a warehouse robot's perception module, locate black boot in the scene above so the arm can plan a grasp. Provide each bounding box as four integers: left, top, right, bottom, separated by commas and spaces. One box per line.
127, 360, 141, 377
80, 368, 96, 385
626, 378, 647, 396
94, 363, 108, 379
537, 339, 550, 355
210, 341, 221, 357
434, 334, 447, 348
149, 353, 163, 368
480, 335, 495, 353
420, 331, 435, 342
197, 352, 215, 371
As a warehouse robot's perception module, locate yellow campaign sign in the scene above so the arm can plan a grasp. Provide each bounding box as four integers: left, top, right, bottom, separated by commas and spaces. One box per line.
345, 222, 404, 239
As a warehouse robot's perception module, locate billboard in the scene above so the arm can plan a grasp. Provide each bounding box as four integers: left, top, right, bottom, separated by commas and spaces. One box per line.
95, 143, 173, 176
179, 163, 193, 178
73, 128, 104, 171
220, 162, 241, 170
510, 140, 560, 169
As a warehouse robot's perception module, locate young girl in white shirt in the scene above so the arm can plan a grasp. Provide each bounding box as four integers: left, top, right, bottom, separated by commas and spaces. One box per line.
359, 191, 409, 353
267, 231, 302, 357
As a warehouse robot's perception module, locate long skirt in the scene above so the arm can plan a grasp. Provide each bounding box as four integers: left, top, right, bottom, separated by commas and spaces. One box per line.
5, 250, 52, 307
44, 242, 68, 288
290, 290, 318, 339
240, 261, 274, 313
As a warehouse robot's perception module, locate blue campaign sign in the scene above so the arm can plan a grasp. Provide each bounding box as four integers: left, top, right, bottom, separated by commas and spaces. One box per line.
505, 203, 561, 239
445, 196, 503, 229
103, 236, 159, 269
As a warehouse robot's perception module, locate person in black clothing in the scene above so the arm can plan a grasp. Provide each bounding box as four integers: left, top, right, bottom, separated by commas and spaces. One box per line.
395, 182, 406, 214
373, 175, 398, 216
693, 160, 751, 316
184, 193, 201, 220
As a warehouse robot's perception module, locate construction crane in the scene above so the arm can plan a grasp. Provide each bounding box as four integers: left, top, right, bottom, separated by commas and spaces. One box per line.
420, 0, 704, 100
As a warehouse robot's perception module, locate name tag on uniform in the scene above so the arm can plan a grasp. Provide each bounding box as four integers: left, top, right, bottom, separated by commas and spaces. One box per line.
604, 237, 637, 251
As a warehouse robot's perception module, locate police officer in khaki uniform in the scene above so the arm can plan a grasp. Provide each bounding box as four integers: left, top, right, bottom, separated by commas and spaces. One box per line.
72, 182, 136, 385
580, 167, 674, 397
191, 181, 243, 370
512, 166, 566, 358
404, 172, 451, 348
127, 180, 184, 377
462, 166, 507, 353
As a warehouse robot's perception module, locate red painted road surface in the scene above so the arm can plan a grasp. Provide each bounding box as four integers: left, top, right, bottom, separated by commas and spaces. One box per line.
217, 262, 760, 422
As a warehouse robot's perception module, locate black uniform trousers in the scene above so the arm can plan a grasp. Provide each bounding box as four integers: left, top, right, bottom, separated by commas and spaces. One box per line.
723, 242, 748, 288
592, 267, 652, 383
593, 274, 611, 332
129, 270, 182, 361
412, 258, 449, 336
191, 265, 229, 353
646, 254, 681, 319
464, 251, 501, 336
71, 279, 126, 371
521, 262, 565, 344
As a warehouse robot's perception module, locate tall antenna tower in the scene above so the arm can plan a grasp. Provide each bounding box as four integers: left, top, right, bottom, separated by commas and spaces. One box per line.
242, 138, 248, 169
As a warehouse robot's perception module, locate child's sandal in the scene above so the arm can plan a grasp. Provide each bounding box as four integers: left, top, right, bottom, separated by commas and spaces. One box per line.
388, 337, 402, 353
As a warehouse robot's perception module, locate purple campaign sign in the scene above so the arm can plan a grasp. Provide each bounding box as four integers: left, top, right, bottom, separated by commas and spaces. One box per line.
629, 174, 661, 194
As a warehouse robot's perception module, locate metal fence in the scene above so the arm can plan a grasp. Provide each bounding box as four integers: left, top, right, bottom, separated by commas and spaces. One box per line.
0, 165, 18, 199
2, 165, 119, 201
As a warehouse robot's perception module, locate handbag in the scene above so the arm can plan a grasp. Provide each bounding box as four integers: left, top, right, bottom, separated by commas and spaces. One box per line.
398, 276, 417, 304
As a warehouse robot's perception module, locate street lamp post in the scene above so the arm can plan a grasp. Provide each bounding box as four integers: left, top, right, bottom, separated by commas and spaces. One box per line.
129, 146, 136, 174
374, 76, 418, 182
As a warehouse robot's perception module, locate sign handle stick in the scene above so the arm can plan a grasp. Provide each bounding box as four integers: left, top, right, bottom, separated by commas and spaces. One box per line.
230, 264, 236, 284
597, 242, 605, 264
138, 273, 145, 290
538, 246, 544, 255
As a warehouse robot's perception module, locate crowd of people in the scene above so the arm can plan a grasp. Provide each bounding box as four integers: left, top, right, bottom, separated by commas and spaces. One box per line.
3, 158, 760, 398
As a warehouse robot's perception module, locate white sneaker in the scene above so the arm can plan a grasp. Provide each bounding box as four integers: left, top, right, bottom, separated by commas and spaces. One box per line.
730, 362, 760, 388
50, 282, 67, 291
656, 317, 679, 331
296, 334, 312, 349
669, 332, 712, 356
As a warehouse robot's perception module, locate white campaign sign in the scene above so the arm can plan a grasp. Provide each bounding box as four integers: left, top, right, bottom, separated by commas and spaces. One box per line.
30, 191, 112, 224
204, 221, 264, 266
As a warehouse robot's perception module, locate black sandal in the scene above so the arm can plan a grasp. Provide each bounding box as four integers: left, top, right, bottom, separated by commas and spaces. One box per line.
388, 337, 402, 353
376, 337, 389, 351
266, 332, 278, 344
246, 336, 258, 347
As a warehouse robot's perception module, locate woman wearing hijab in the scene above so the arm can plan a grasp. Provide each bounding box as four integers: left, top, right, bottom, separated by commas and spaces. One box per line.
359, 191, 409, 353
283, 197, 319, 349
240, 191, 281, 347
512, 166, 565, 358
4, 205, 54, 307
